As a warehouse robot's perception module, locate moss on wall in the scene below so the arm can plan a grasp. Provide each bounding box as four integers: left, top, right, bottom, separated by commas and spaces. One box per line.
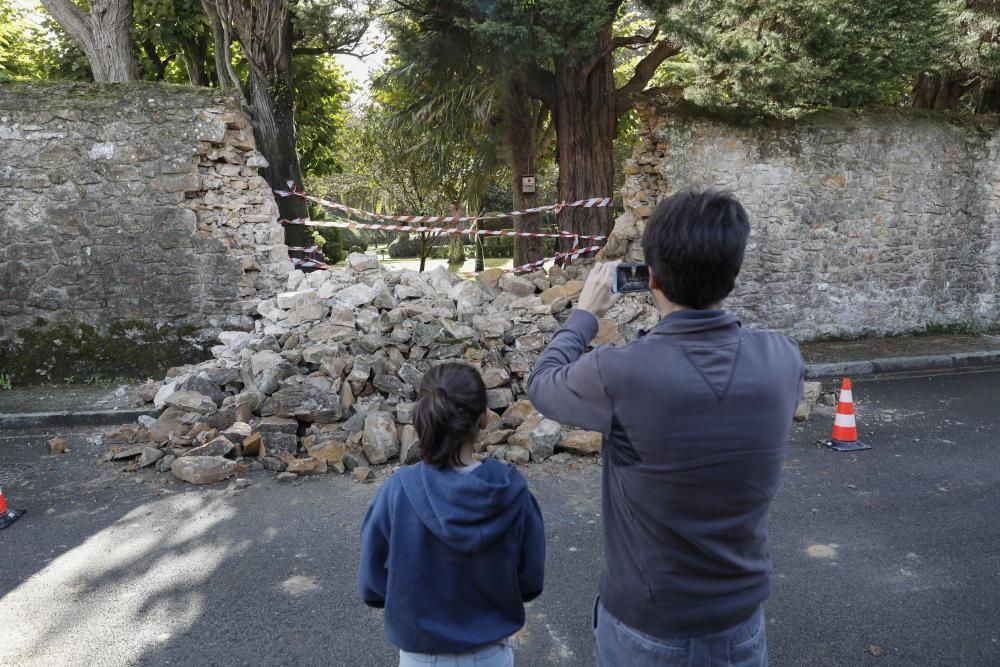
0, 318, 213, 386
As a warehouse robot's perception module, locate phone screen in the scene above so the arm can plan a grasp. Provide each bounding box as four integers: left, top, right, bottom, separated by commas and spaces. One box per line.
614, 264, 650, 293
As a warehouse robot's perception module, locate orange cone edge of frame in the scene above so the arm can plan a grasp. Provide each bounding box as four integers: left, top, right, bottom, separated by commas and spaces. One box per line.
0, 485, 26, 530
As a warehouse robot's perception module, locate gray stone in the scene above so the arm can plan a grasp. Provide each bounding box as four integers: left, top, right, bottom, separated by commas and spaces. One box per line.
261, 456, 288, 472
164, 390, 217, 415
157, 454, 176, 473
362, 411, 399, 464
486, 388, 515, 411
111, 445, 147, 461
482, 366, 510, 389
171, 456, 237, 485
501, 400, 538, 428
413, 322, 445, 347
184, 435, 235, 458
342, 410, 369, 433
148, 407, 189, 444
334, 283, 378, 308
260, 432, 298, 455
257, 417, 298, 435
373, 374, 413, 398
180, 374, 226, 406
276, 471, 298, 482
505, 445, 530, 465
348, 253, 379, 271
508, 418, 561, 462
342, 449, 369, 471
440, 319, 476, 340
499, 273, 536, 297
137, 447, 164, 468
396, 402, 415, 424
399, 425, 421, 465
397, 363, 424, 388
260, 380, 342, 422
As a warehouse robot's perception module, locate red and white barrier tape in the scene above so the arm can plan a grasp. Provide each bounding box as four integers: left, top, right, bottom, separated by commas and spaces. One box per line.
274, 181, 610, 241
510, 244, 602, 274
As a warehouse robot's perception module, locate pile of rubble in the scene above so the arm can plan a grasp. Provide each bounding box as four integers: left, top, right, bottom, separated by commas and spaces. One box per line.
104, 253, 665, 484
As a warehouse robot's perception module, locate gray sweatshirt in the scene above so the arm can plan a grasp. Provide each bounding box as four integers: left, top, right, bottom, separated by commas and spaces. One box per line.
527, 308, 803, 639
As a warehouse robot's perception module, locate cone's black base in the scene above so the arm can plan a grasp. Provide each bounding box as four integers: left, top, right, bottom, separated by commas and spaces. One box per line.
0, 508, 25, 529
821, 439, 871, 452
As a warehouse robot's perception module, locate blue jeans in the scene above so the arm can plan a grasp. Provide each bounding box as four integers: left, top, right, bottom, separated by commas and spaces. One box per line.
594, 599, 768, 667
399, 643, 514, 667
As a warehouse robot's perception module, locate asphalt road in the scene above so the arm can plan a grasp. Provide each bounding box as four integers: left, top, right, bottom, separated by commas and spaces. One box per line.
1, 369, 998, 666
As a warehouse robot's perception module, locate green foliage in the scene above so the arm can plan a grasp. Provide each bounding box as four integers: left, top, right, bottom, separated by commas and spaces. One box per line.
0, 373, 12, 390
674, 0, 951, 111
311, 227, 343, 264
294, 56, 353, 178
0, 2, 86, 81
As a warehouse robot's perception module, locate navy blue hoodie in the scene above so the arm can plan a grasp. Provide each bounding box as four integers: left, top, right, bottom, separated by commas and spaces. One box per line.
359, 458, 545, 654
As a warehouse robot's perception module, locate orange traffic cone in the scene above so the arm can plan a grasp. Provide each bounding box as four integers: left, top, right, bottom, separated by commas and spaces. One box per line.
0, 485, 25, 530
823, 378, 871, 452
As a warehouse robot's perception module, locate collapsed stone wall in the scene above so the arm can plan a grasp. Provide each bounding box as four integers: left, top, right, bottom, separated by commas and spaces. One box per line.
0, 82, 290, 383
601, 97, 1000, 340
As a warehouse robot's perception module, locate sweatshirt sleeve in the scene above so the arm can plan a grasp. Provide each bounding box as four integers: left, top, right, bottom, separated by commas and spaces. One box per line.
526, 309, 613, 434
518, 493, 546, 603
358, 488, 391, 609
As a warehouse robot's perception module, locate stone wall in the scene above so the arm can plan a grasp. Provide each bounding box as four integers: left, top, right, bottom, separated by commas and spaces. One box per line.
601, 97, 1000, 340
0, 83, 290, 383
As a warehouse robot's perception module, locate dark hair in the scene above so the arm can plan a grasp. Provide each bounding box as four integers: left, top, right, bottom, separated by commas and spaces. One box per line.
413, 363, 487, 468
640, 190, 750, 309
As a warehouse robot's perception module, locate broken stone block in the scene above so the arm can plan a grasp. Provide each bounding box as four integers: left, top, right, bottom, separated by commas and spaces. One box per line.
508, 418, 561, 462
261, 431, 298, 456
482, 366, 510, 389
559, 430, 602, 455
486, 388, 514, 411
137, 447, 164, 468
148, 407, 190, 444
501, 400, 538, 428
164, 390, 218, 415
352, 465, 374, 482
284, 455, 328, 476
348, 252, 379, 272
180, 374, 225, 406
243, 432, 263, 457
499, 273, 536, 297
48, 437, 69, 455
157, 454, 176, 473
342, 449, 369, 471
399, 425, 420, 465
505, 445, 530, 465
184, 435, 235, 458
171, 456, 237, 485
261, 455, 287, 472
260, 379, 342, 422
363, 411, 399, 464
396, 401, 415, 424
220, 421, 252, 443
307, 439, 348, 465
476, 429, 512, 453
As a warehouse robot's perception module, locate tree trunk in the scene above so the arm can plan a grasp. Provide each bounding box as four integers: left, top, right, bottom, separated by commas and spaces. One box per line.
249, 68, 310, 247
552, 22, 616, 253
230, 0, 310, 248
180, 34, 210, 86
41, 0, 138, 82
507, 80, 544, 267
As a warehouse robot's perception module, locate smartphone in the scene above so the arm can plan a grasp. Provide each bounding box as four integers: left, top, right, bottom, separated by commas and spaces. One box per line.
613, 264, 650, 293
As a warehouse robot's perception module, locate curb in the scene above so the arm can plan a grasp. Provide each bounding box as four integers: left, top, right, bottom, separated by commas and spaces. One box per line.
0, 408, 160, 430
806, 350, 1000, 379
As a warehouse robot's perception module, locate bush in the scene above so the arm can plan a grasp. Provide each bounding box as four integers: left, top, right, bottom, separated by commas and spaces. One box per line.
340, 228, 368, 252
311, 228, 343, 264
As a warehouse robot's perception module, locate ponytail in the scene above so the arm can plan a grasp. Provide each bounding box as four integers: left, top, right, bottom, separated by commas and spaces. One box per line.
413, 363, 488, 468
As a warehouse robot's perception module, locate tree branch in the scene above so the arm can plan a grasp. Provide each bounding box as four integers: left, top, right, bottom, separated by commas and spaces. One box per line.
615, 40, 682, 116
522, 65, 556, 110
39, 0, 95, 60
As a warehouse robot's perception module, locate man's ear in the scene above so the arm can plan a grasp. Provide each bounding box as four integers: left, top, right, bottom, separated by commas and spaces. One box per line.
648, 273, 658, 291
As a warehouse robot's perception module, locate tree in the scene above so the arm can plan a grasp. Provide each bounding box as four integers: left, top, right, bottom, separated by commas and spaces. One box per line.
384, 0, 954, 253
910, 1, 1000, 113
220, 0, 375, 246
39, 0, 140, 81
382, 0, 682, 252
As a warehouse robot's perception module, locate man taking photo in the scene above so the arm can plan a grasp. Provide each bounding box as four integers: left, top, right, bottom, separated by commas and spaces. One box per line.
527, 190, 804, 666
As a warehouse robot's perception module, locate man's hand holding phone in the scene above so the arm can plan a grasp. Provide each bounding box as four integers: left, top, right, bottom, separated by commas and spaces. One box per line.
578, 260, 623, 318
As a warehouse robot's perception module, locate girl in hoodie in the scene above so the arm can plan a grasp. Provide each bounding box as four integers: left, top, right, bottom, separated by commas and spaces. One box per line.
359, 362, 546, 667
